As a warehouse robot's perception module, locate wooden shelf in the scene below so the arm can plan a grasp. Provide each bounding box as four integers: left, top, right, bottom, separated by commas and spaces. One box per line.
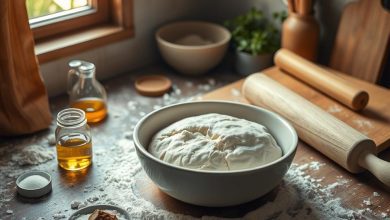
35, 24, 134, 63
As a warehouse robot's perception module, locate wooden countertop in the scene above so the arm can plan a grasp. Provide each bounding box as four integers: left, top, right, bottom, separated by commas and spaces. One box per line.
0, 64, 389, 219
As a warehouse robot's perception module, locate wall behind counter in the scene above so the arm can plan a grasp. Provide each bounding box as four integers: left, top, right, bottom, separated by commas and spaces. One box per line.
40, 0, 352, 97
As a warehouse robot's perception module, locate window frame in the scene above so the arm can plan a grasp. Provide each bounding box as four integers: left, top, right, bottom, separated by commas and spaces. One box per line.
30, 0, 134, 63
31, 0, 109, 40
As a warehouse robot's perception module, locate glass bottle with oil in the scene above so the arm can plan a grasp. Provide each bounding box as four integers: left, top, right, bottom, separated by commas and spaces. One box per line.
67, 60, 107, 123
55, 108, 92, 171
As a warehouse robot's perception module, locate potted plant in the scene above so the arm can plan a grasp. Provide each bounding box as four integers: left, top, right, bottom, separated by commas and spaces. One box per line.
224, 8, 286, 75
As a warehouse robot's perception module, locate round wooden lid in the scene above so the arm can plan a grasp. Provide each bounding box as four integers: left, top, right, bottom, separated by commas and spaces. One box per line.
135, 75, 172, 96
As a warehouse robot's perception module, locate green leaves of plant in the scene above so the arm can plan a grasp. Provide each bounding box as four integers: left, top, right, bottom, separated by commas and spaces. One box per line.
224, 8, 286, 55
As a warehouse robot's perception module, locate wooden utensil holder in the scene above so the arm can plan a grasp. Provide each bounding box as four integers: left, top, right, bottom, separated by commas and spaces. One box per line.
282, 13, 320, 61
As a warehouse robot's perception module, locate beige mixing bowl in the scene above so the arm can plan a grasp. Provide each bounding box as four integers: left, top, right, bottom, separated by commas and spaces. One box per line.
133, 101, 298, 207
155, 21, 231, 75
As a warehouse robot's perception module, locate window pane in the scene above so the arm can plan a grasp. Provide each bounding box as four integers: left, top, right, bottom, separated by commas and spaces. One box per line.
26, 0, 89, 19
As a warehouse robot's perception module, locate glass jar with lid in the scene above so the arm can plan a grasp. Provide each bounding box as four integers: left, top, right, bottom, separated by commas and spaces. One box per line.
55, 108, 92, 171
67, 60, 107, 123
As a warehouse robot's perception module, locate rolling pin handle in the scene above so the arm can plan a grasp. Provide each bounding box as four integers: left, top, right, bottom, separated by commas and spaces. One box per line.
358, 152, 390, 187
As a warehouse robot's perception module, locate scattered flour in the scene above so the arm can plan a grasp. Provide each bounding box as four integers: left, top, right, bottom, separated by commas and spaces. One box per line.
1, 78, 387, 219
63, 139, 377, 220
123, 131, 133, 139
163, 93, 170, 101
47, 134, 56, 146
1, 127, 385, 219
231, 88, 241, 97
71, 200, 82, 209
297, 161, 324, 171
185, 81, 193, 87
363, 199, 372, 206
373, 192, 380, 197
172, 85, 182, 95
327, 105, 343, 113
87, 196, 99, 203
309, 161, 325, 170
11, 145, 55, 166
297, 163, 309, 171
95, 149, 106, 156
53, 212, 66, 219
207, 78, 216, 86
127, 101, 137, 110
322, 179, 350, 192
158, 80, 216, 105
78, 202, 88, 209
159, 86, 201, 106
197, 84, 212, 91
353, 119, 373, 130
153, 105, 162, 110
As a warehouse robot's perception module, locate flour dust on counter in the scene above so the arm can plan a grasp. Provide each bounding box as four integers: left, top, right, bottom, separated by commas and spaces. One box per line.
0, 134, 56, 170
0, 72, 228, 218
0, 131, 58, 215
231, 88, 241, 97
125, 77, 218, 114
11, 144, 55, 166
1, 71, 387, 219
353, 119, 374, 131
56, 138, 383, 220
327, 104, 343, 113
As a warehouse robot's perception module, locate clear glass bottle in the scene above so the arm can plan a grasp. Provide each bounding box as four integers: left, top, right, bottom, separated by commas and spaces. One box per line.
67, 60, 108, 123
55, 108, 92, 171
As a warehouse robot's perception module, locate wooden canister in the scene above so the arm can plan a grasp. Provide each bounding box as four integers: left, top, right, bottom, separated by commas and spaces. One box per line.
282, 13, 320, 61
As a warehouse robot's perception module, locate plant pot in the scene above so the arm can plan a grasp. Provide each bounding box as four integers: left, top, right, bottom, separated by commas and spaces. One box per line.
235, 51, 274, 75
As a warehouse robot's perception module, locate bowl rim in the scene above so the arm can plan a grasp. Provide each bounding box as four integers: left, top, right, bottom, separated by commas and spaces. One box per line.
133, 101, 298, 175
155, 20, 231, 50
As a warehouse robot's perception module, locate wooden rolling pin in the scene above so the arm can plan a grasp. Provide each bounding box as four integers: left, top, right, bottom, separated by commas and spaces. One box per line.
242, 73, 390, 186
274, 49, 369, 111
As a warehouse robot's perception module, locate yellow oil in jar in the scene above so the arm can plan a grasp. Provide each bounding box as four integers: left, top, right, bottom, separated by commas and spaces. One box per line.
71, 98, 107, 123
56, 133, 92, 171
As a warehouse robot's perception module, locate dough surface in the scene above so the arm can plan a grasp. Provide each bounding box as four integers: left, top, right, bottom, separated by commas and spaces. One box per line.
148, 113, 282, 171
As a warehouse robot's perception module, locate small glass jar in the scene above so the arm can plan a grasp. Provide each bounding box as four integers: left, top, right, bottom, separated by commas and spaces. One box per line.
55, 108, 93, 171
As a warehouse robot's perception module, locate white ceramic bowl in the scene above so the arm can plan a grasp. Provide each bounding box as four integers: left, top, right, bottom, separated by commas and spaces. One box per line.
133, 101, 297, 207
155, 21, 231, 75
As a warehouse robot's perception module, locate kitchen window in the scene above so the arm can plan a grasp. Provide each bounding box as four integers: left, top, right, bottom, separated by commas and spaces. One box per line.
27, 0, 134, 63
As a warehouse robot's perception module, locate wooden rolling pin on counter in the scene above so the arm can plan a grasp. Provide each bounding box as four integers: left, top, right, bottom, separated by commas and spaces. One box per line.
274, 49, 369, 111
242, 73, 390, 186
